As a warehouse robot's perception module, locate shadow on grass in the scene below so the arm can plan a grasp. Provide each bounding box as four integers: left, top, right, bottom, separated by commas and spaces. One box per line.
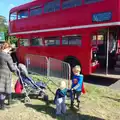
102, 96, 120, 102
25, 104, 105, 120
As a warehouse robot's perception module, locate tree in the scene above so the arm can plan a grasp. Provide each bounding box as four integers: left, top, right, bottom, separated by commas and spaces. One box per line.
0, 15, 8, 40
0, 15, 18, 45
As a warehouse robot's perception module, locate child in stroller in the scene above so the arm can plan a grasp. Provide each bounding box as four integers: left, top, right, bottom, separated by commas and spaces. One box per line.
14, 63, 49, 103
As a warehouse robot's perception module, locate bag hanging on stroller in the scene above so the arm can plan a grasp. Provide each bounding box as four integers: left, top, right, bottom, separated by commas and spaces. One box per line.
14, 80, 23, 94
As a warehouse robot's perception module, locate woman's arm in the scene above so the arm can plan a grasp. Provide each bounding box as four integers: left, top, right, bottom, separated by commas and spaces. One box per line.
7, 54, 16, 72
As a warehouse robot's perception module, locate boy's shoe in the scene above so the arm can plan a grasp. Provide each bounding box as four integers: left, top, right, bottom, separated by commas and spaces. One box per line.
77, 103, 80, 110
56, 113, 62, 117
70, 102, 74, 109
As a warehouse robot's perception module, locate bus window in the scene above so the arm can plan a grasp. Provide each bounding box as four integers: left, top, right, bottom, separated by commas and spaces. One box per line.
10, 12, 17, 21
97, 35, 104, 45
84, 0, 103, 4
20, 39, 30, 46
62, 35, 81, 45
44, 0, 60, 13
92, 35, 97, 46
44, 37, 60, 46
18, 10, 28, 19
31, 38, 43, 46
30, 7, 42, 16
62, 0, 82, 10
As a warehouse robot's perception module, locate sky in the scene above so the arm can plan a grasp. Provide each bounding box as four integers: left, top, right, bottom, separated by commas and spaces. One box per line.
0, 0, 32, 20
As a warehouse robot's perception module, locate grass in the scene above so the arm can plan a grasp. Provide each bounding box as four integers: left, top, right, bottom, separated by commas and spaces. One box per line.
11, 74, 120, 120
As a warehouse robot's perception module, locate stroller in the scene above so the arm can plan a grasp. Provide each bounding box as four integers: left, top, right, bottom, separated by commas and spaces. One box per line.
14, 63, 49, 103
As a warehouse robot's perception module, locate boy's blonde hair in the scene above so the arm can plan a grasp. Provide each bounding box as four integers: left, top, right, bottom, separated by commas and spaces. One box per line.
72, 65, 81, 73
59, 81, 66, 90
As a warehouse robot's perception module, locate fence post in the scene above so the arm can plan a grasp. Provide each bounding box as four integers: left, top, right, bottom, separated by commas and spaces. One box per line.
47, 58, 50, 77
26, 57, 30, 69
68, 64, 71, 88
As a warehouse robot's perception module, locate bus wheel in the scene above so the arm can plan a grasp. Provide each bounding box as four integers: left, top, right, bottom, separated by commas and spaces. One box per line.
64, 57, 81, 78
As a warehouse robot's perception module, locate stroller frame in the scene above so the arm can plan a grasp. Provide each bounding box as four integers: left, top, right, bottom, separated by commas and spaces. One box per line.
15, 63, 48, 103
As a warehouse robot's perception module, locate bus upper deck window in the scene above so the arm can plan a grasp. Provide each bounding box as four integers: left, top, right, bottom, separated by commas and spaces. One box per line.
44, 0, 60, 13
10, 12, 17, 21
62, 0, 82, 10
18, 10, 28, 19
30, 7, 42, 16
84, 0, 103, 4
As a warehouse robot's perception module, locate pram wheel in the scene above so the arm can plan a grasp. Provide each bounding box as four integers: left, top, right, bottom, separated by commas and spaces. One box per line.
39, 91, 44, 97
43, 95, 49, 104
24, 97, 31, 103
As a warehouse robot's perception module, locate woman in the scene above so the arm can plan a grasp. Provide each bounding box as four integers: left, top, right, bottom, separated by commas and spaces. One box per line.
0, 42, 16, 110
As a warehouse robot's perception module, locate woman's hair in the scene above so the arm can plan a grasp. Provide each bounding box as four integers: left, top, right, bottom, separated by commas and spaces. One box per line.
0, 42, 12, 51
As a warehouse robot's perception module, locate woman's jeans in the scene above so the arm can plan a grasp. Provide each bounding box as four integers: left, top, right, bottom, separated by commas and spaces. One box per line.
0, 94, 6, 100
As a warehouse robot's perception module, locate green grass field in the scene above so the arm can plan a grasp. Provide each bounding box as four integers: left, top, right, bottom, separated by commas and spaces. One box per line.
21, 74, 120, 120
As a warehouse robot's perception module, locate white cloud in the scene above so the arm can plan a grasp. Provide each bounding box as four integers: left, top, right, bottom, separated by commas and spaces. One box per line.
9, 4, 15, 10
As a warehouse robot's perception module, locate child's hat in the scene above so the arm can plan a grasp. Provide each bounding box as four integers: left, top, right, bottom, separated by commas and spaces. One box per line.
59, 81, 66, 90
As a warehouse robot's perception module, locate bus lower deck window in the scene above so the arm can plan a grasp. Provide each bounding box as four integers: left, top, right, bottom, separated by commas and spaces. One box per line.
44, 37, 60, 46
62, 35, 81, 46
31, 38, 43, 46
20, 39, 30, 46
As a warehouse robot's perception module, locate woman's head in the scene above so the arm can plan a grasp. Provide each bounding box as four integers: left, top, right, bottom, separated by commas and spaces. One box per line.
0, 42, 12, 53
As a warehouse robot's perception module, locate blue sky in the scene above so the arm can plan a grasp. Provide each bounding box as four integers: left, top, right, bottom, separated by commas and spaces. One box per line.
0, 0, 31, 20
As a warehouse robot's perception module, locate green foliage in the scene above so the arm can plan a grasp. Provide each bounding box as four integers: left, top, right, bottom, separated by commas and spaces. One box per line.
9, 36, 18, 46
0, 15, 8, 41
0, 15, 18, 45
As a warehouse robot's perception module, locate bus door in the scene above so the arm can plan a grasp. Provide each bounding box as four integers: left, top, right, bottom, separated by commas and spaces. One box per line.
91, 34, 105, 66
93, 29, 119, 69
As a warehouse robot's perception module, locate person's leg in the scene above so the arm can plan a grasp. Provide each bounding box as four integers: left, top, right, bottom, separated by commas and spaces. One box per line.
56, 99, 62, 115
70, 90, 76, 108
0, 94, 6, 110
76, 91, 81, 109
109, 51, 116, 69
8, 94, 11, 105
61, 97, 66, 114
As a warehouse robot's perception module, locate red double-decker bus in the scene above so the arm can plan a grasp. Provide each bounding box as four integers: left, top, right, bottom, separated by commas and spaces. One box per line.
9, 0, 120, 76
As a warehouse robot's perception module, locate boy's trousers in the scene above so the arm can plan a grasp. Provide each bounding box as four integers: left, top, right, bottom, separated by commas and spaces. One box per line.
55, 97, 66, 115
71, 90, 81, 103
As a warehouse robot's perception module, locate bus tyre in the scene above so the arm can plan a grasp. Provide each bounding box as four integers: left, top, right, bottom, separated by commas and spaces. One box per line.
64, 57, 81, 78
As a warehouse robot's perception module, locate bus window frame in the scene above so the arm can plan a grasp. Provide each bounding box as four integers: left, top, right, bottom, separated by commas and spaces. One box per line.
84, 0, 103, 4
10, 12, 17, 21
30, 6, 43, 17
44, 0, 61, 13
30, 37, 44, 46
62, 0, 82, 10
18, 9, 29, 20
44, 36, 61, 46
19, 38, 30, 47
62, 35, 82, 46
